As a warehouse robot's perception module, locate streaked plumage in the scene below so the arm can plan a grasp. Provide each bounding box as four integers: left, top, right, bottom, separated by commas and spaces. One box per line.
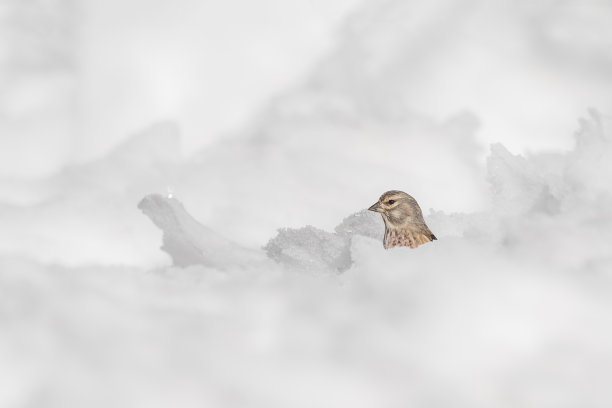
368, 190, 437, 249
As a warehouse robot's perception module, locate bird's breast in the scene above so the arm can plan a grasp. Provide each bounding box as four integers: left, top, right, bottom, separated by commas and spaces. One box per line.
384, 228, 417, 249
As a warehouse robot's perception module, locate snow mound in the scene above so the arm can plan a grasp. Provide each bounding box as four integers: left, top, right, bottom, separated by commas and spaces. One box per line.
488, 109, 612, 214
140, 111, 612, 274
264, 210, 382, 274
265, 225, 352, 273
334, 209, 383, 239
138, 193, 264, 269
139, 193, 383, 273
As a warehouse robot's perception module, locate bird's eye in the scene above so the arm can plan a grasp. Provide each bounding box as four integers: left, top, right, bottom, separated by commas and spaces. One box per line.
387, 200, 395, 205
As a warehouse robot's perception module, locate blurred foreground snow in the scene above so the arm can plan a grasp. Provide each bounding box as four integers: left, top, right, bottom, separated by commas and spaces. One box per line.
2, 111, 612, 407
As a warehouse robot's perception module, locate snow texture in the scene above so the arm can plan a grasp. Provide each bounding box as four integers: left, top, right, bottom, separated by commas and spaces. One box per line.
140, 110, 612, 279
139, 193, 384, 273
3, 1, 612, 408
138, 193, 264, 269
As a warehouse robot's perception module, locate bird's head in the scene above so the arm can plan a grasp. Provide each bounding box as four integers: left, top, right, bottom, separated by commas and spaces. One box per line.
368, 190, 424, 227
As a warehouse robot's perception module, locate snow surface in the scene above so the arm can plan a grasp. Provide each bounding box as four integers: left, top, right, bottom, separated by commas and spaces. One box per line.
3, 1, 612, 407
3, 111, 612, 407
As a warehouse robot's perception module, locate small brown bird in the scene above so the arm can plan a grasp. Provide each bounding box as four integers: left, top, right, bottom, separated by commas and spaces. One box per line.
368, 190, 437, 249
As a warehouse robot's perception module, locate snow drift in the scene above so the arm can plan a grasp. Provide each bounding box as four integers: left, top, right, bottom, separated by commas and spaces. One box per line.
139, 110, 612, 278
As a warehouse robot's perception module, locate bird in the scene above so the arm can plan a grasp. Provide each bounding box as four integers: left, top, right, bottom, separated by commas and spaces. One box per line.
368, 190, 437, 249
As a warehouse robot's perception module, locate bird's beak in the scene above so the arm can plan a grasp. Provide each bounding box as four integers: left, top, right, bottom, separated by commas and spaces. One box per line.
368, 202, 383, 213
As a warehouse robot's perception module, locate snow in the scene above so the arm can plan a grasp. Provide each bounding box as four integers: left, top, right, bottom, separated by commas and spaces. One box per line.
2, 1, 612, 407
2, 110, 602, 407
